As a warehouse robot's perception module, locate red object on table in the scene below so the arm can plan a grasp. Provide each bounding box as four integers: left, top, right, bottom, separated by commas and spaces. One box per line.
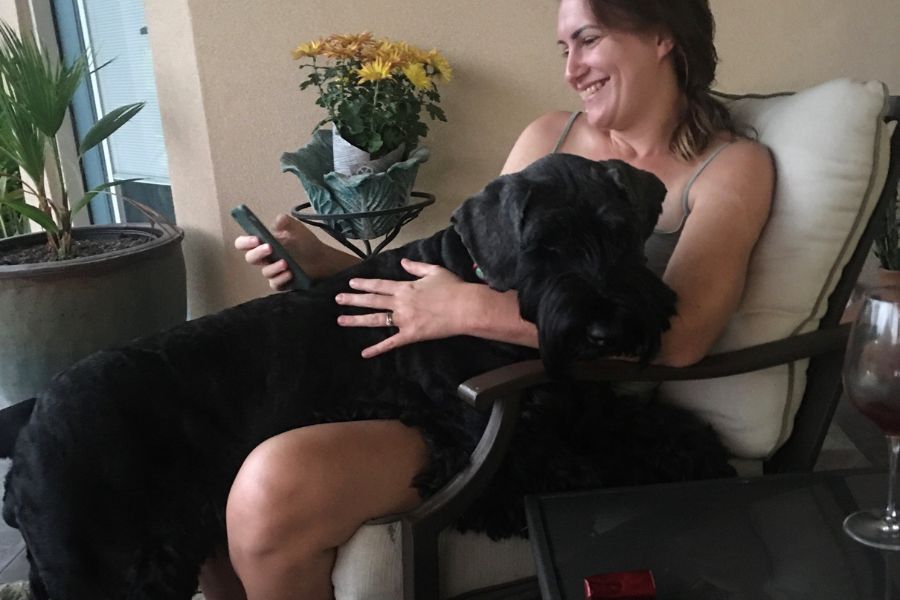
584, 570, 656, 599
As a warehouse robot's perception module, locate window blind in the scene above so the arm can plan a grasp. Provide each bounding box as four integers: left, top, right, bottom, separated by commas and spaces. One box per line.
81, 0, 169, 185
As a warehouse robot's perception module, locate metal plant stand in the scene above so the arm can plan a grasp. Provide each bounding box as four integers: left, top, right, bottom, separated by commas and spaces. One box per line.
291, 191, 435, 259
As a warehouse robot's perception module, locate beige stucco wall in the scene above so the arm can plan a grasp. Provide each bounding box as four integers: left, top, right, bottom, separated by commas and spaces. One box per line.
142, 0, 900, 315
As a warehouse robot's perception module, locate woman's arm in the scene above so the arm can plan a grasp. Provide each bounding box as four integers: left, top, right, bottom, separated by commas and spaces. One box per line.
653, 140, 775, 367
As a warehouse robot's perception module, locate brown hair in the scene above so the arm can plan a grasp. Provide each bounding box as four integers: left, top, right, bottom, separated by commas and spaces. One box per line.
587, 0, 738, 160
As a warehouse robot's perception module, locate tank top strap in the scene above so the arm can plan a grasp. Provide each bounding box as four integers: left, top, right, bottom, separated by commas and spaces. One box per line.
656, 141, 734, 234
679, 142, 733, 216
552, 111, 582, 153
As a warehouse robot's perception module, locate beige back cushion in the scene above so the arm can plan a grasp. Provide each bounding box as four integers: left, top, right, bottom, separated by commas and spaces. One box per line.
662, 79, 892, 458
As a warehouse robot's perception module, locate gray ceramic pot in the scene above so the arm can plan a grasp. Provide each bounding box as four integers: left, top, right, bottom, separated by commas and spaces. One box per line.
0, 225, 186, 407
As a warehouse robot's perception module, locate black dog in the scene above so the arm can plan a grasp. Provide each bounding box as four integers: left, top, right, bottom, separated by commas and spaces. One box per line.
0, 154, 729, 599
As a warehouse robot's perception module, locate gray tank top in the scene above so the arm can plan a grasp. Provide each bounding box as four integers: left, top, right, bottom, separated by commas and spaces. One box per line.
553, 111, 733, 276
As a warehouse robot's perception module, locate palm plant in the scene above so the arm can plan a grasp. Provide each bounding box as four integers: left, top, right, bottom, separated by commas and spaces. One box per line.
0, 150, 25, 238
0, 21, 143, 259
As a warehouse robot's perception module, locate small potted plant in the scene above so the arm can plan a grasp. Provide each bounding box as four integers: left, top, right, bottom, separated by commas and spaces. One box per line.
0, 22, 186, 406
295, 31, 450, 172
874, 188, 899, 280
281, 32, 451, 240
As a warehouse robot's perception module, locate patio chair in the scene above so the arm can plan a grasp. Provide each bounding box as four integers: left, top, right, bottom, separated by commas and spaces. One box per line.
331, 79, 900, 599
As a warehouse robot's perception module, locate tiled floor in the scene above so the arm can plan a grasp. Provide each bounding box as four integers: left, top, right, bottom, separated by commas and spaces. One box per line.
0, 394, 885, 585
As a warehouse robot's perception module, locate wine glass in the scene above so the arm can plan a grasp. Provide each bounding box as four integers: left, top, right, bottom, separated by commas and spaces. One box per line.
843, 284, 900, 550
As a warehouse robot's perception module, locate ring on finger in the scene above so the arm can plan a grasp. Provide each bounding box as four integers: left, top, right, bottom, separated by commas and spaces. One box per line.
385, 313, 394, 328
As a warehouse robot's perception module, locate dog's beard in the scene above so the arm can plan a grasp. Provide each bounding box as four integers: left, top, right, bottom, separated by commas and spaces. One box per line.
519, 265, 676, 376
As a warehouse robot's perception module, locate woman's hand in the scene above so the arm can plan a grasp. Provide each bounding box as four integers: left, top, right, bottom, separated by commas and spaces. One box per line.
234, 214, 357, 290
335, 258, 472, 358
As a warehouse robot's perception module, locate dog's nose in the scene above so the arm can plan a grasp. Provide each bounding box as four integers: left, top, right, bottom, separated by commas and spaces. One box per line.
587, 322, 609, 347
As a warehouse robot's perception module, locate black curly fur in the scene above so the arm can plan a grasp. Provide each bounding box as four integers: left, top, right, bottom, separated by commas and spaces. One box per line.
0, 154, 733, 599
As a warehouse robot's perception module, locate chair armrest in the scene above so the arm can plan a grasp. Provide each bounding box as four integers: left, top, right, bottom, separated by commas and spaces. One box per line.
458, 323, 851, 410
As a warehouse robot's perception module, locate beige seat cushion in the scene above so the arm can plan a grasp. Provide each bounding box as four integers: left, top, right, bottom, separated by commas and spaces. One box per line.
662, 79, 892, 458
332, 522, 534, 599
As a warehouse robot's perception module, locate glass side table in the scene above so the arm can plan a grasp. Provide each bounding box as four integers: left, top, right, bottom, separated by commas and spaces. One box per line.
291, 191, 435, 259
526, 469, 900, 599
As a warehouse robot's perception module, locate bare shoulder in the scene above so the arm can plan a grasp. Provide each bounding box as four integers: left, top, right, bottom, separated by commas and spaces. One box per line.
713, 137, 775, 175
500, 111, 577, 175
691, 137, 775, 229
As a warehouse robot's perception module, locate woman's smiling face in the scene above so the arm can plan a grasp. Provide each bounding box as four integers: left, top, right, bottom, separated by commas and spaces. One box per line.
556, 0, 674, 130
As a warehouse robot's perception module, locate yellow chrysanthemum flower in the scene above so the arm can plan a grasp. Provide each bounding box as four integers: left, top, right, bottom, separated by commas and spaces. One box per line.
406, 46, 431, 65
426, 50, 453, 82
331, 32, 374, 48
321, 41, 358, 60
402, 63, 431, 90
292, 39, 324, 60
320, 32, 373, 59
376, 47, 406, 69
357, 58, 392, 83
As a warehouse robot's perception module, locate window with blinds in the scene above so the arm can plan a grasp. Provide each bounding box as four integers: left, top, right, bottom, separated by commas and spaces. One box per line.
80, 0, 169, 185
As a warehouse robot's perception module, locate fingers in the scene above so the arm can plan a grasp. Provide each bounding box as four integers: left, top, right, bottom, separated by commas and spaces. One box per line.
261, 259, 289, 279
346, 277, 402, 295
235, 214, 306, 291
360, 334, 401, 359
337, 312, 403, 358
243, 243, 274, 266
335, 292, 393, 311
272, 213, 296, 233
234, 235, 259, 251
336, 312, 393, 328
268, 268, 294, 291
400, 258, 440, 277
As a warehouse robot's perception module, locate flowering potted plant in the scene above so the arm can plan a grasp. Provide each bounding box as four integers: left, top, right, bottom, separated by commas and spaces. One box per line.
294, 31, 450, 171
281, 32, 451, 240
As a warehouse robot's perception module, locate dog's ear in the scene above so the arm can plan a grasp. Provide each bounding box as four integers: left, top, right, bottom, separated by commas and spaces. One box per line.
602, 160, 667, 238
451, 176, 533, 291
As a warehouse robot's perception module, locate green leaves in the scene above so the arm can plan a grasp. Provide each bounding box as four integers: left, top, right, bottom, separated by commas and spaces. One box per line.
0, 198, 57, 233
0, 20, 148, 259
0, 22, 86, 139
0, 93, 47, 185
72, 178, 142, 217
79, 102, 144, 156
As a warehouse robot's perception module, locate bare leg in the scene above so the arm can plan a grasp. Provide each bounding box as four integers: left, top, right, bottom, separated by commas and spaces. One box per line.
204, 420, 428, 600
199, 548, 246, 600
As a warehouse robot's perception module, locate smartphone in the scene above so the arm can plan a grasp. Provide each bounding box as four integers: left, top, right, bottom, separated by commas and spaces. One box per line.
231, 204, 311, 290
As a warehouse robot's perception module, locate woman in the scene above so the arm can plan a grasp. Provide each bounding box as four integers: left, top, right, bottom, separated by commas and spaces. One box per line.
207, 0, 774, 597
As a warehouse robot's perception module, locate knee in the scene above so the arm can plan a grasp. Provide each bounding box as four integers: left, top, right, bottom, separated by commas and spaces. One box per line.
225, 433, 342, 562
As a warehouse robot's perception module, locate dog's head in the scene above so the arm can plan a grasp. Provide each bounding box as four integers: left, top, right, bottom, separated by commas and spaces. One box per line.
451, 153, 675, 373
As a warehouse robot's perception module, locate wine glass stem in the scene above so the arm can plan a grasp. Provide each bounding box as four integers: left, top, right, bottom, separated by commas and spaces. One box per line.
885, 436, 900, 528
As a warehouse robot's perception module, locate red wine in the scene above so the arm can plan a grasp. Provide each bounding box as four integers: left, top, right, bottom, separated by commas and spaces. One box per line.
853, 399, 900, 435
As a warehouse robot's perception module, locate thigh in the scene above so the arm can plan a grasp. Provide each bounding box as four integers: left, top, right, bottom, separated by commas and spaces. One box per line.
232, 419, 430, 528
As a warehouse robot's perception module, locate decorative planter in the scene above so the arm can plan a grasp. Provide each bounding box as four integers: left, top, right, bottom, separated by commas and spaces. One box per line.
331, 129, 405, 176
280, 129, 429, 240
0, 224, 187, 406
